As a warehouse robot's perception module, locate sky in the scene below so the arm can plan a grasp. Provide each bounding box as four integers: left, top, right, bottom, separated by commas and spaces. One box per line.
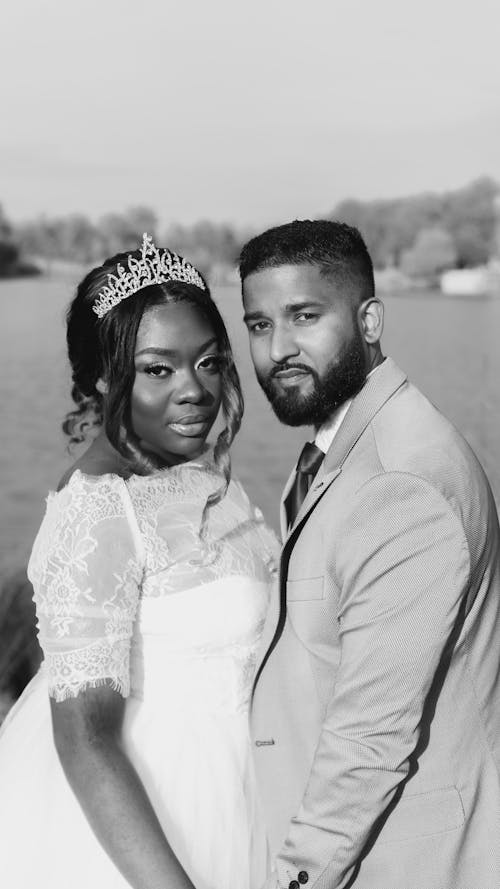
1, 0, 499, 229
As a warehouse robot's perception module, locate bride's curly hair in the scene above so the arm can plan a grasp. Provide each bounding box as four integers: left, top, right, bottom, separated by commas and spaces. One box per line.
63, 249, 244, 530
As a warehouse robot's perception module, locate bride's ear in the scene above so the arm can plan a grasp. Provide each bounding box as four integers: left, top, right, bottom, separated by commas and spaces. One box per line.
95, 378, 108, 395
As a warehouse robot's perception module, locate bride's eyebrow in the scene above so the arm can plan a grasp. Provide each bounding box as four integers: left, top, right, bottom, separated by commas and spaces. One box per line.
135, 337, 219, 358
135, 347, 176, 358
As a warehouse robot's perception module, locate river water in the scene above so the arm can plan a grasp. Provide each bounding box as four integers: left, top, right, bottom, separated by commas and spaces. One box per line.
1, 276, 499, 580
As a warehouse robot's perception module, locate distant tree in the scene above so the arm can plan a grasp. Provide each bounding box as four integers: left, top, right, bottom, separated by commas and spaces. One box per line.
0, 203, 12, 240
383, 195, 442, 266
53, 215, 101, 263
442, 177, 498, 267
332, 177, 499, 270
400, 227, 457, 279
452, 221, 490, 268
98, 206, 158, 256
0, 203, 20, 276
0, 241, 18, 276
15, 208, 245, 277
333, 194, 442, 268
18, 217, 69, 262
164, 220, 242, 277
332, 199, 385, 265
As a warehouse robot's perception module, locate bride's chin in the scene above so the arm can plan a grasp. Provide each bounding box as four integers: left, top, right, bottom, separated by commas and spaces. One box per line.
139, 440, 207, 469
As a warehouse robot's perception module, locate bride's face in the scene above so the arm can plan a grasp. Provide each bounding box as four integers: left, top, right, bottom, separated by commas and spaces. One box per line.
131, 301, 223, 466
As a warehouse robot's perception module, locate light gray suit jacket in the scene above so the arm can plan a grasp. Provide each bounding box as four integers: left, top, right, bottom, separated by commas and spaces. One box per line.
251, 358, 500, 889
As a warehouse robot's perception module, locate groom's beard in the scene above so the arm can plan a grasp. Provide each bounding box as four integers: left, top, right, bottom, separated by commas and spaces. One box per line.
256, 327, 367, 427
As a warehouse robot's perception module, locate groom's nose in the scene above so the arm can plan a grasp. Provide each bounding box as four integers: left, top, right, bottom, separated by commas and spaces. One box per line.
269, 324, 300, 364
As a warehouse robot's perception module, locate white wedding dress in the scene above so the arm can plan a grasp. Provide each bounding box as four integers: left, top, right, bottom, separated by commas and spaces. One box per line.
0, 456, 278, 889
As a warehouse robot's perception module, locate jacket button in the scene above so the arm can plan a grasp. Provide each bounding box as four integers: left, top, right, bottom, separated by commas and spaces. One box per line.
298, 873, 309, 884
289, 882, 300, 889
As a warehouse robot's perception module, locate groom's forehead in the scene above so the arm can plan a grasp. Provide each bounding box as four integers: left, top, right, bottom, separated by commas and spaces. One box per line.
242, 263, 348, 311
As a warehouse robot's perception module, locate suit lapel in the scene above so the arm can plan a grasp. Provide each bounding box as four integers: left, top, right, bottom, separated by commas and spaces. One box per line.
322, 357, 406, 473
253, 358, 408, 694
287, 358, 407, 535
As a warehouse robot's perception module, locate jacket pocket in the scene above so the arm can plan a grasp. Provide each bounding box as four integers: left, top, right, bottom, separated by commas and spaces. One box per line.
287, 576, 325, 602
377, 785, 465, 844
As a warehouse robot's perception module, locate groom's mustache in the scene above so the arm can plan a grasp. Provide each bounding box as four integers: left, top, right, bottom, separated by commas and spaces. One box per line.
269, 362, 314, 379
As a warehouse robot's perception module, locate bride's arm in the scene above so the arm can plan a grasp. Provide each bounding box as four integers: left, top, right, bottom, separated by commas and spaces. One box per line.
51, 684, 195, 889
34, 477, 193, 887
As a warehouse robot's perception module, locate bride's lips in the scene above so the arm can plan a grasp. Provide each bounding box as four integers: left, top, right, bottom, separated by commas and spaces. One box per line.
167, 415, 212, 437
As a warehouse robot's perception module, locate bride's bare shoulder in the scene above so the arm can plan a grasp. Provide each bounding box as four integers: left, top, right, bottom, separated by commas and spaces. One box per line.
56, 437, 130, 492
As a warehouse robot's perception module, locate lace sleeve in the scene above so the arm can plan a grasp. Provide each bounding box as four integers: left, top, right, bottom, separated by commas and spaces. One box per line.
28, 472, 144, 702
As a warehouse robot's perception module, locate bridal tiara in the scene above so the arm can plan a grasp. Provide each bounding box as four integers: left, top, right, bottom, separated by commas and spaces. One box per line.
92, 232, 207, 319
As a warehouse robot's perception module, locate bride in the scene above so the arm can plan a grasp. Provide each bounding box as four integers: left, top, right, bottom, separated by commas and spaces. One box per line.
0, 235, 278, 889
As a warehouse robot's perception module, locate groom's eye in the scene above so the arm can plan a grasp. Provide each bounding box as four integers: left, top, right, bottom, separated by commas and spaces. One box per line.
249, 321, 271, 333
295, 312, 318, 323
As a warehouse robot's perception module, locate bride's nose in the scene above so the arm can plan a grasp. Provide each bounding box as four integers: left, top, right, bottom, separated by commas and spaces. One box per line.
173, 368, 209, 404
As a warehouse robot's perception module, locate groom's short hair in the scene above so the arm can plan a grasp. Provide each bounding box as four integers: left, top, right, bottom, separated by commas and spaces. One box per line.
239, 219, 375, 305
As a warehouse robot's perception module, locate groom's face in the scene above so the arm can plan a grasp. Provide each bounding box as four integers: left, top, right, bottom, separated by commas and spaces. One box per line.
242, 263, 368, 427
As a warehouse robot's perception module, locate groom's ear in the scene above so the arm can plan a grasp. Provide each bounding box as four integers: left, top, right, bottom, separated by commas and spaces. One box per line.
359, 298, 384, 344
95, 377, 109, 395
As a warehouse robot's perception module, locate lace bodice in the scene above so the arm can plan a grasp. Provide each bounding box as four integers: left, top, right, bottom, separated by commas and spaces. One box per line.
28, 457, 278, 702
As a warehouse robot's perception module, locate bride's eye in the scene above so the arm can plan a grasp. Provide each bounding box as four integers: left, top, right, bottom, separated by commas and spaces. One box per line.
145, 364, 172, 378
197, 354, 223, 373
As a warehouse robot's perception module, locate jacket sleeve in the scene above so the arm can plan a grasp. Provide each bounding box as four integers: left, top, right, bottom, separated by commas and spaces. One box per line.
274, 471, 470, 889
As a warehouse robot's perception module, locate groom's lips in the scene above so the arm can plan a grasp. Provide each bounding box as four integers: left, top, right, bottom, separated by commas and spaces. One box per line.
272, 367, 311, 384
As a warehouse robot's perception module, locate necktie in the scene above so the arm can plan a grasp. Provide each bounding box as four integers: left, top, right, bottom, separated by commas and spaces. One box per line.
285, 441, 325, 529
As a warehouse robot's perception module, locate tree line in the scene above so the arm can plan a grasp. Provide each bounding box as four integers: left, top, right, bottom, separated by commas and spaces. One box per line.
8, 206, 250, 280
1, 176, 498, 280
331, 176, 499, 278
0, 205, 40, 277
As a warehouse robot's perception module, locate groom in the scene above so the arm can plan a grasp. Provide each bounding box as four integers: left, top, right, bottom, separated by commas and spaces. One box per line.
240, 220, 500, 889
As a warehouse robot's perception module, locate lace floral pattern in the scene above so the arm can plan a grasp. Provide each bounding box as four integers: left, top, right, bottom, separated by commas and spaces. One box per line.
43, 565, 93, 639
129, 464, 278, 596
104, 557, 143, 643
28, 461, 278, 703
29, 473, 143, 702
45, 638, 131, 701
